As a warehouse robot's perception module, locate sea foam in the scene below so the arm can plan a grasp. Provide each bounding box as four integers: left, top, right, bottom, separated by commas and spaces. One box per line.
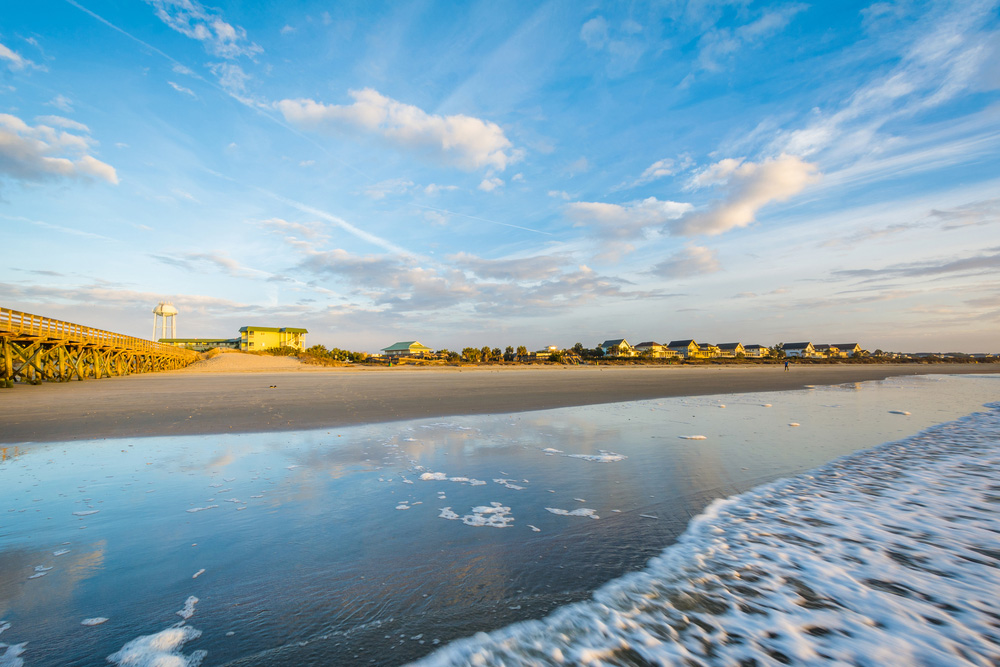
414, 402, 1000, 666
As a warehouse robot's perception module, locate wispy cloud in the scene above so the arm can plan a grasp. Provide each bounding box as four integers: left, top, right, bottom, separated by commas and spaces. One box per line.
834, 250, 1000, 281
0, 113, 118, 186
145, 0, 263, 59
696, 5, 806, 72
450, 251, 569, 281
277, 89, 521, 172
777, 1, 1000, 162
565, 197, 693, 240
648, 246, 720, 278
363, 178, 414, 200
0, 42, 41, 71
168, 80, 196, 97
579, 15, 648, 77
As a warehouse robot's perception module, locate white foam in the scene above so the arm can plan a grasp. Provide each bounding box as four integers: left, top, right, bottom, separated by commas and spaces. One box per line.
679, 435, 706, 440
494, 478, 526, 490
545, 507, 599, 520
192, 569, 205, 579
73, 510, 100, 516
27, 572, 47, 579
396, 503, 411, 510
420, 472, 448, 481
176, 596, 198, 620
527, 525, 541, 532
81, 617, 109, 626
542, 448, 563, 454
439, 502, 513, 528
415, 402, 1000, 667
566, 450, 626, 462
890, 410, 911, 415
0, 628, 25, 667
107, 625, 206, 667
185, 505, 218, 513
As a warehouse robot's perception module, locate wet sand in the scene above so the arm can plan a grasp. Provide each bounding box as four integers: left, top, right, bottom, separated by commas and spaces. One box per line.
0, 363, 996, 444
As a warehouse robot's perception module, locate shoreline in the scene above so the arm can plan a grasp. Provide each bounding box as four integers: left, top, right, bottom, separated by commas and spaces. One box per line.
1, 363, 997, 444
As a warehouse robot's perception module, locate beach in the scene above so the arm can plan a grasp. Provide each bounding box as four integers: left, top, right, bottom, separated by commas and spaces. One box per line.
1, 372, 998, 665
0, 361, 996, 444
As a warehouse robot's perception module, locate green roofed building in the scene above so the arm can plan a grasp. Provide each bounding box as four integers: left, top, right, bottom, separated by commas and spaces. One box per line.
239, 326, 308, 351
381, 341, 433, 357
159, 337, 241, 351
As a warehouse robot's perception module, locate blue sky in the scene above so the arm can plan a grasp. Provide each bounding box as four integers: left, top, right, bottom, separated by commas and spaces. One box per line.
2, 0, 998, 353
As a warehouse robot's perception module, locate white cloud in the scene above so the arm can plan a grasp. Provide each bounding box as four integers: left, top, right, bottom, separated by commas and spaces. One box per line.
565, 197, 693, 240
579, 15, 648, 77
364, 178, 414, 200
565, 156, 589, 175
548, 190, 571, 200
299, 159, 315, 167
145, 0, 263, 59
580, 17, 609, 49
46, 95, 74, 112
697, 5, 805, 72
260, 217, 327, 240
168, 81, 196, 97
675, 154, 818, 236
424, 183, 458, 196
0, 113, 118, 186
632, 158, 675, 187
478, 177, 504, 192
208, 62, 250, 98
0, 42, 38, 71
34, 115, 90, 133
649, 246, 721, 278
276, 89, 520, 172
450, 251, 568, 281
280, 24, 295, 35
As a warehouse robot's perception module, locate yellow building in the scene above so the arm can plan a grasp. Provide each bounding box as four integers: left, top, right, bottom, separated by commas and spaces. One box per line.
239, 326, 308, 351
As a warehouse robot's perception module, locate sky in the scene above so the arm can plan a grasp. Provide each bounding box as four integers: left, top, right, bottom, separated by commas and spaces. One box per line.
1, 0, 999, 354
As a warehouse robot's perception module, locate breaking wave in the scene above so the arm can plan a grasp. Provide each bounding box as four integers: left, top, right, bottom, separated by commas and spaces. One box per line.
414, 402, 1000, 666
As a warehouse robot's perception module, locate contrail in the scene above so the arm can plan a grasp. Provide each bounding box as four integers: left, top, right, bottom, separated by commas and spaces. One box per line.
409, 203, 552, 236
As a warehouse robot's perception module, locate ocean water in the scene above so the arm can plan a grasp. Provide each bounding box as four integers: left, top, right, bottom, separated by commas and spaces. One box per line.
0, 374, 997, 666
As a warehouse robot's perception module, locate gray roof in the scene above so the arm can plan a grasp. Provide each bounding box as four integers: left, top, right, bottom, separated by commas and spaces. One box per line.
667, 340, 697, 347
783, 342, 812, 349
600, 339, 628, 347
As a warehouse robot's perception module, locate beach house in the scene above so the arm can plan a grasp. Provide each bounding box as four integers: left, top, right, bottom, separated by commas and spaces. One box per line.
599, 339, 636, 357
239, 326, 308, 351
833, 343, 863, 358
381, 341, 433, 358
715, 343, 745, 358
783, 342, 817, 358
634, 341, 677, 358
667, 340, 701, 358
743, 344, 769, 358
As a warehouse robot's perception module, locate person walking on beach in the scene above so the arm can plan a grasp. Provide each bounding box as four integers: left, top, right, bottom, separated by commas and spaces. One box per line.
784, 360, 789, 371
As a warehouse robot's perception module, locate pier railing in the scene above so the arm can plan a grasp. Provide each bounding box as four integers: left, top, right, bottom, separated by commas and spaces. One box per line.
0, 307, 198, 383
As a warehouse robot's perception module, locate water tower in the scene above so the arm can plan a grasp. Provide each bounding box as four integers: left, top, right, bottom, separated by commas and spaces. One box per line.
152, 302, 178, 340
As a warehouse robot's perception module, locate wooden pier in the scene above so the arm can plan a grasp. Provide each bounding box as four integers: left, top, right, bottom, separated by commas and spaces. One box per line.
0, 307, 197, 384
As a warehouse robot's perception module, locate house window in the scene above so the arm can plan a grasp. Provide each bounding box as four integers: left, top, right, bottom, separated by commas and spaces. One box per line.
249, 342, 254, 347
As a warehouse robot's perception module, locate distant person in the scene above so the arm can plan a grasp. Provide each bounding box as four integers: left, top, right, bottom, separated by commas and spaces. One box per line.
784, 360, 789, 371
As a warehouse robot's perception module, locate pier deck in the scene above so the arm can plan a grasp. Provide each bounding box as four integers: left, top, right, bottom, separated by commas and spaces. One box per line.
0, 307, 197, 384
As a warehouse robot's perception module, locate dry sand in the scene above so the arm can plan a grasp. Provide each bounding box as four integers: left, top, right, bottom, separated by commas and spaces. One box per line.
1, 357, 997, 444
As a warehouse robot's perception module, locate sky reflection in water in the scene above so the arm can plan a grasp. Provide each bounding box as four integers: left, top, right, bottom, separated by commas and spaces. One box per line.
0, 374, 996, 666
